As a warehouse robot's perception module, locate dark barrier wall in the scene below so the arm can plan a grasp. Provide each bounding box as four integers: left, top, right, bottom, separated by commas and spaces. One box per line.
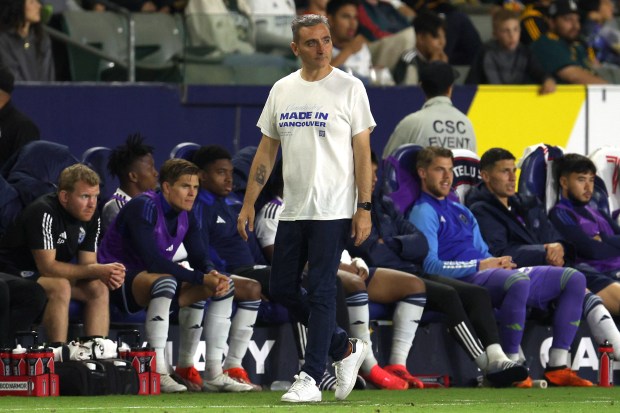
12, 83, 477, 166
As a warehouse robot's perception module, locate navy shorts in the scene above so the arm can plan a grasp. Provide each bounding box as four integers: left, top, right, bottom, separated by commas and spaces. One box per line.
575, 263, 617, 294
112, 268, 182, 314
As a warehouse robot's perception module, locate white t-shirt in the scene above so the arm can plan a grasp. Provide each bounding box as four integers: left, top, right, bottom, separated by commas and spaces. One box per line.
255, 197, 284, 248
101, 188, 131, 233
257, 68, 376, 221
332, 43, 372, 79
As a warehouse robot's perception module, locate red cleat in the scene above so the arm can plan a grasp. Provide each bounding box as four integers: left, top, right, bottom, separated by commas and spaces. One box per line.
224, 367, 262, 391
362, 364, 408, 390
384, 364, 424, 389
544, 368, 593, 387
174, 366, 203, 392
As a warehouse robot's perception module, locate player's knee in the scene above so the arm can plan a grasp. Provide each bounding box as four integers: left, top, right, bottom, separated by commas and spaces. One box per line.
562, 269, 586, 293
504, 273, 530, 302
150, 276, 177, 299
407, 277, 426, 295
40, 277, 72, 303
234, 277, 262, 301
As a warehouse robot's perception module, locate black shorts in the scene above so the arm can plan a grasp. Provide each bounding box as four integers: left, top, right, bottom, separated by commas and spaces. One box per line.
111, 268, 182, 314
232, 265, 271, 298
574, 263, 617, 294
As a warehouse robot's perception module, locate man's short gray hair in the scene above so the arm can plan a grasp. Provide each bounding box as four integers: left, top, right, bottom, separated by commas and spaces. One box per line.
291, 14, 329, 43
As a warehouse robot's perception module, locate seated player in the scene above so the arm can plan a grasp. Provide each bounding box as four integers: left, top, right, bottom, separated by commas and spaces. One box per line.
411, 146, 592, 387
98, 159, 253, 393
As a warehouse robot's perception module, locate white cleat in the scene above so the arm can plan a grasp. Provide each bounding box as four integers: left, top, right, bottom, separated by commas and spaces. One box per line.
281, 371, 322, 403
160, 373, 188, 393
333, 338, 369, 400
202, 372, 254, 392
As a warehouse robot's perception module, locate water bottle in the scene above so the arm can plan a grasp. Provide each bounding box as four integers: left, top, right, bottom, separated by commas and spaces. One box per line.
598, 340, 614, 387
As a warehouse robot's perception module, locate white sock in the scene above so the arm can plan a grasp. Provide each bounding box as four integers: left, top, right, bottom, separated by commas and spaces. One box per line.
222, 300, 260, 370
346, 292, 377, 374
585, 295, 620, 359
177, 302, 204, 369
389, 294, 426, 366
548, 348, 569, 368
146, 296, 172, 375
203, 289, 233, 380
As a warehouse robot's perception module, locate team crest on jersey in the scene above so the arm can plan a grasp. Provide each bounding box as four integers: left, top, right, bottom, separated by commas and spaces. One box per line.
20, 271, 35, 278
458, 214, 469, 224
78, 227, 86, 244
318, 130, 325, 138
531, 218, 540, 229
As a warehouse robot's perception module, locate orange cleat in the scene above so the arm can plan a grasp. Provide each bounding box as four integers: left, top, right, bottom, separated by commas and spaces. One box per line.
384, 364, 424, 389
224, 367, 263, 391
174, 366, 203, 392
362, 365, 408, 390
513, 376, 533, 388
544, 368, 593, 387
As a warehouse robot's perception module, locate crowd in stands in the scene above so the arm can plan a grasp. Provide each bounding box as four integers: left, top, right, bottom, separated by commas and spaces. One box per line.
0, 0, 618, 84
2, 0, 620, 399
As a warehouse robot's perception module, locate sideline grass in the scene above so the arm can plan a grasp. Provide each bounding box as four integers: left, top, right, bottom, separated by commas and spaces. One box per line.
0, 387, 619, 413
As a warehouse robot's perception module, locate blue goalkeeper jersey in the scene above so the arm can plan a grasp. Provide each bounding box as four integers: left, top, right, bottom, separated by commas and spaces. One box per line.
409, 192, 491, 278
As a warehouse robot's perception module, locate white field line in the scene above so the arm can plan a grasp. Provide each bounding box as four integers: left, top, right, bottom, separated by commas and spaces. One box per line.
0, 399, 616, 411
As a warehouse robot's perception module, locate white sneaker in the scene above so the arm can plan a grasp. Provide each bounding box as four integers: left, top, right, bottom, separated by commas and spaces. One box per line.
160, 374, 188, 393
281, 371, 321, 403
202, 372, 254, 392
333, 338, 369, 400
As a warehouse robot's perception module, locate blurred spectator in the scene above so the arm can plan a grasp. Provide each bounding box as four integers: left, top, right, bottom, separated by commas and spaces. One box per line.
83, 0, 174, 13
245, 0, 297, 56
302, 0, 328, 15
493, 0, 552, 45
466, 9, 556, 94
406, 0, 482, 65
185, 0, 255, 55
531, 0, 608, 83
328, 0, 395, 84
358, 0, 411, 41
579, 0, 620, 66
0, 0, 55, 81
518, 0, 551, 44
383, 61, 477, 158
0, 65, 40, 169
357, 0, 416, 72
393, 10, 447, 85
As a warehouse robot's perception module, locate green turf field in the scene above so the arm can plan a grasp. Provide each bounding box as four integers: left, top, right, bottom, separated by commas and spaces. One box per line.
1, 387, 619, 412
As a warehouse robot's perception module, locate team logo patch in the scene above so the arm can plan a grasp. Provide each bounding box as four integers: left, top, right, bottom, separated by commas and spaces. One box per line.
458, 214, 468, 224
531, 219, 540, 229
78, 227, 86, 244
20, 271, 35, 278
318, 130, 325, 138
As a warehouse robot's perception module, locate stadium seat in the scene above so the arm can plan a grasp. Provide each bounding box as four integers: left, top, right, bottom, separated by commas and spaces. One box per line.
82, 146, 117, 209
6, 140, 79, 207
469, 13, 493, 43
451, 148, 480, 204
381, 144, 423, 215
589, 146, 620, 223
61, 11, 127, 81
170, 142, 200, 161
517, 143, 564, 213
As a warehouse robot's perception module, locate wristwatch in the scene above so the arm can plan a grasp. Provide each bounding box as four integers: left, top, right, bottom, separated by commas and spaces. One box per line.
357, 202, 372, 211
